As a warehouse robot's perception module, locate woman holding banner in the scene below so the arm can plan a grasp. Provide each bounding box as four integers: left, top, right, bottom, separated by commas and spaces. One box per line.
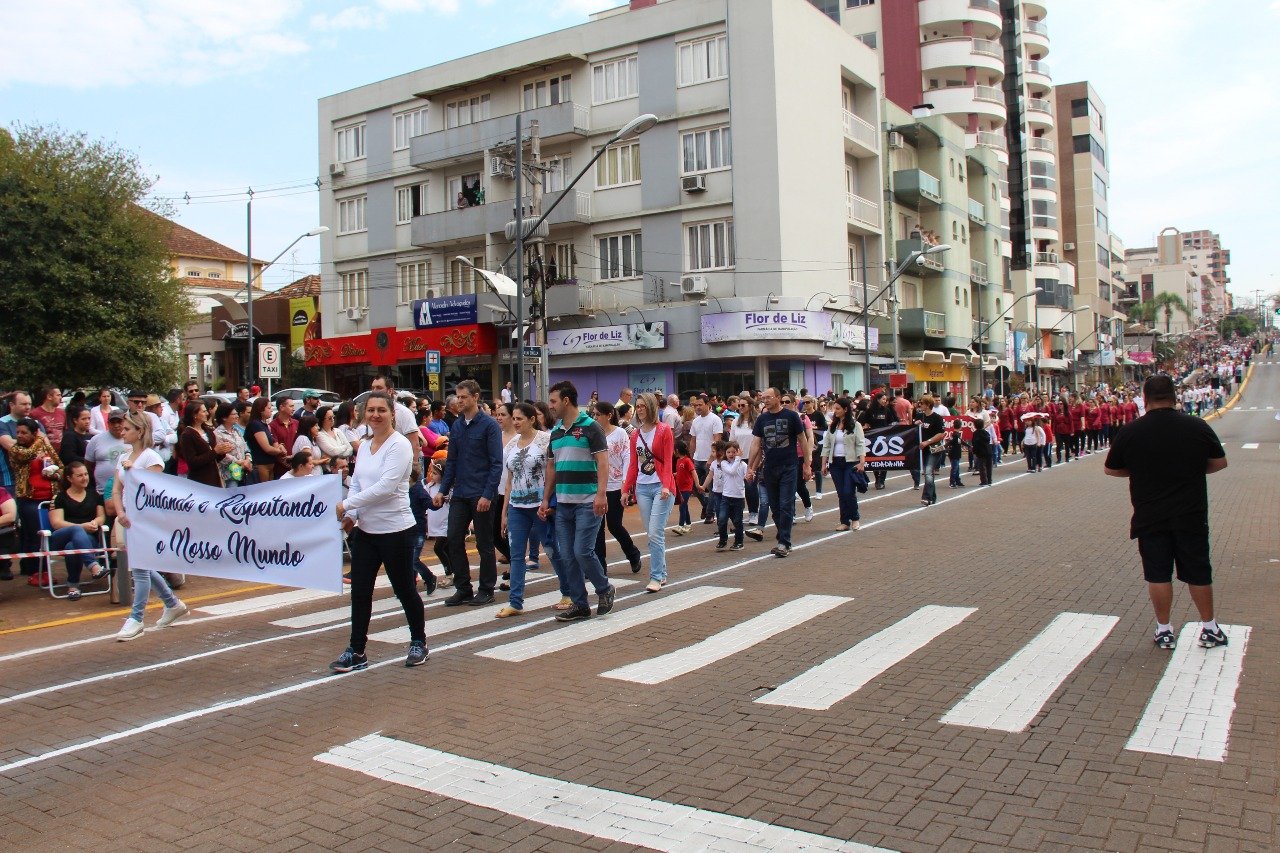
113, 412, 188, 641
331, 391, 428, 672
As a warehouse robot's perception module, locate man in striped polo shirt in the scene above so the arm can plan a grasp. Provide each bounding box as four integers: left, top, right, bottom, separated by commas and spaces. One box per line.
540, 380, 616, 622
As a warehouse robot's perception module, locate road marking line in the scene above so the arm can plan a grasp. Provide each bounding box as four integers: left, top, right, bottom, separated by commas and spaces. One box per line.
367, 579, 640, 645
314, 734, 897, 853
196, 588, 336, 616
477, 586, 739, 663
0, 464, 1044, 773
756, 605, 976, 710
1126, 624, 1251, 762
601, 594, 850, 685
1242, 443, 1259, 449
0, 584, 277, 638
941, 612, 1118, 732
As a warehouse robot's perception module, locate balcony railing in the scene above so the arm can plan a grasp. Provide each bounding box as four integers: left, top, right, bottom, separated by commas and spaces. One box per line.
1035, 251, 1059, 265
847, 192, 880, 229
1027, 136, 1054, 152
1031, 215, 1057, 230
1026, 59, 1051, 76
922, 311, 947, 337
1027, 98, 1053, 114
976, 130, 1007, 151
892, 169, 942, 206
970, 259, 989, 283
1025, 19, 1049, 36
968, 198, 987, 224
971, 38, 1002, 58
899, 308, 948, 338
974, 85, 1003, 104
970, 0, 999, 13
842, 109, 879, 151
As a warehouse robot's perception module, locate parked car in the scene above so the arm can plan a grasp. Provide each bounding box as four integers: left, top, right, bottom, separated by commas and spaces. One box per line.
270, 387, 342, 406
200, 392, 238, 411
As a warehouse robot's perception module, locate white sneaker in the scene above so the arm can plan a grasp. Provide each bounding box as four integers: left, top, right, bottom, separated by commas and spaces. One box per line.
156, 601, 189, 628
116, 617, 145, 641
814, 491, 825, 499
804, 507, 814, 523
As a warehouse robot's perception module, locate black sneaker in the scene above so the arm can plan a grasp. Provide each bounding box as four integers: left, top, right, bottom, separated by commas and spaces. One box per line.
468, 591, 496, 606
629, 553, 642, 574
1198, 626, 1228, 648
0, 569, 13, 581
1154, 630, 1176, 650
555, 604, 592, 622
330, 647, 368, 673
730, 543, 744, 551
405, 641, 429, 667
444, 590, 474, 607
716, 540, 728, 552
746, 528, 764, 542
597, 585, 615, 616
771, 545, 790, 558
502, 571, 510, 581
424, 571, 437, 595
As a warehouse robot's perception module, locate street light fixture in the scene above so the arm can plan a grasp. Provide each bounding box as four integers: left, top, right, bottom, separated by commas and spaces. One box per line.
862, 243, 952, 389
698, 295, 725, 311
243, 225, 328, 387
805, 292, 839, 311
617, 305, 646, 321
765, 292, 781, 306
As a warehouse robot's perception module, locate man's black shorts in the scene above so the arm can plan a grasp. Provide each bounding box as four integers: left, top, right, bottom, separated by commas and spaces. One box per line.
1136, 526, 1213, 586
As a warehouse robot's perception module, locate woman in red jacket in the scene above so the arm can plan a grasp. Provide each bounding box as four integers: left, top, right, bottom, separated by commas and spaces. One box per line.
623, 393, 676, 593
1084, 399, 1104, 453
177, 400, 231, 487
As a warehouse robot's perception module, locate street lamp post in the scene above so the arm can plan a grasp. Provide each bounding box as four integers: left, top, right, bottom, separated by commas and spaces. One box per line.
854, 244, 952, 390
242, 225, 328, 386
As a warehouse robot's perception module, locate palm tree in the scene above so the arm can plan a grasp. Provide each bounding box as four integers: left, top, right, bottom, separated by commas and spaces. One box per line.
1134, 293, 1193, 334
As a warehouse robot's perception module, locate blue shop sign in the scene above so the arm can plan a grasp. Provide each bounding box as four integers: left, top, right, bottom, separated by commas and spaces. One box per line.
413, 294, 478, 329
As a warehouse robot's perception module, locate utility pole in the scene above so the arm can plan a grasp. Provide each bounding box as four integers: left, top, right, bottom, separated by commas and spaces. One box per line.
529, 120, 549, 401
513, 114, 525, 403
245, 193, 254, 387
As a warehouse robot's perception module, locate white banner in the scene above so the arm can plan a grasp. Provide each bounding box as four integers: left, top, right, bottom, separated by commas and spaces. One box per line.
122, 468, 344, 593
546, 322, 667, 355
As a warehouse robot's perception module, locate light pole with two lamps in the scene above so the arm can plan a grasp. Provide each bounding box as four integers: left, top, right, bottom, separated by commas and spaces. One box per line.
243, 225, 328, 387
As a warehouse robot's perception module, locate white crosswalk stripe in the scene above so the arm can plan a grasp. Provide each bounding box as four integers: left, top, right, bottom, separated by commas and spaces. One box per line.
600, 594, 851, 685
1126, 624, 1251, 762
940, 613, 1118, 732
1242, 443, 1259, 449
367, 579, 640, 644
755, 605, 976, 711
477, 586, 739, 663
196, 588, 334, 616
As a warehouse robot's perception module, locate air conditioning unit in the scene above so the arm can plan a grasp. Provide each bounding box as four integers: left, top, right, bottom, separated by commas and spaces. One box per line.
681, 275, 709, 296
681, 174, 707, 193
887, 131, 905, 150
344, 306, 364, 321
329, 162, 345, 177
1063, 242, 1076, 251
489, 158, 515, 179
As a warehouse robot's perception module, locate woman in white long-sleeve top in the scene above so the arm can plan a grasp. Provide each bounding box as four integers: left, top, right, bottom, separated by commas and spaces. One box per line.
331, 391, 428, 672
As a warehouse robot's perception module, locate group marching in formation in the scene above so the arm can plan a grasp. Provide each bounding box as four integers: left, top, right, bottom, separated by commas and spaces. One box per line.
0, 332, 1263, 669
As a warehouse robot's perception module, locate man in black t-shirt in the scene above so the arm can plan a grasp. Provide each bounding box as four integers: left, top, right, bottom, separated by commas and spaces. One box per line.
747, 388, 810, 557
1105, 374, 1229, 650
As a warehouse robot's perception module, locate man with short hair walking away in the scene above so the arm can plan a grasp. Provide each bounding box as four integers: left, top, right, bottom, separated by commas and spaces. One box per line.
1105, 374, 1229, 650
540, 381, 616, 621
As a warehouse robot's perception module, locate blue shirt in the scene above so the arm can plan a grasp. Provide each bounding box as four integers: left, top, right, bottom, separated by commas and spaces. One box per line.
439, 411, 503, 501
429, 418, 450, 436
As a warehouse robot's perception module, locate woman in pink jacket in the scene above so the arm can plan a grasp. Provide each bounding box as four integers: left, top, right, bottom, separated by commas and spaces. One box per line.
623, 392, 677, 592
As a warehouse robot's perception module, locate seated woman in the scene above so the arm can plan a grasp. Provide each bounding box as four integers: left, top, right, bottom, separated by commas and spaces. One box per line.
280, 451, 317, 479
0, 486, 16, 581
49, 460, 109, 600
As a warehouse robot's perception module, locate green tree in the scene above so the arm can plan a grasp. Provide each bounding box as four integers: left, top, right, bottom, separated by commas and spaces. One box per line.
0, 124, 194, 391
1217, 314, 1256, 338
1133, 292, 1193, 335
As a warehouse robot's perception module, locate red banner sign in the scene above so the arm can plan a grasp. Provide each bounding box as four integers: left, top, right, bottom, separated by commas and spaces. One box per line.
304, 325, 498, 367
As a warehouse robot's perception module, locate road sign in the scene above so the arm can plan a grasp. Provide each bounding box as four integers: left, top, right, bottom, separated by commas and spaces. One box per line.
522, 345, 542, 359
889, 372, 908, 389
425, 350, 441, 375
258, 343, 282, 379
428, 374, 441, 395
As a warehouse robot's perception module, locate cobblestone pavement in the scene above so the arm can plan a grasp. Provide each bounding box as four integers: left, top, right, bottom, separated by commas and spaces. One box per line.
1, 365, 1277, 852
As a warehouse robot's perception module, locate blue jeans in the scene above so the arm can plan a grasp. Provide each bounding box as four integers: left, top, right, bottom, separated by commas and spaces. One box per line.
635, 482, 675, 582
922, 451, 942, 503
755, 476, 770, 528
828, 458, 860, 525
505, 505, 553, 611
716, 496, 744, 545
411, 532, 428, 582
49, 526, 102, 584
693, 461, 711, 519
677, 491, 692, 526
762, 461, 798, 547
130, 568, 179, 621
949, 456, 962, 486
554, 501, 611, 611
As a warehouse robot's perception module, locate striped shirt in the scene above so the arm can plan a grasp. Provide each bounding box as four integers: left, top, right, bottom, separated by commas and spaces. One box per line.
548, 411, 606, 503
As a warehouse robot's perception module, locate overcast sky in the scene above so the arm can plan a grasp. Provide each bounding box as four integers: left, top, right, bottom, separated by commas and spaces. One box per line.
3, 0, 1276, 305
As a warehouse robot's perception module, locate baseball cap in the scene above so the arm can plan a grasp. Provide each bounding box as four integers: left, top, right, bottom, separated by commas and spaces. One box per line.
107, 408, 125, 421
303, 389, 320, 400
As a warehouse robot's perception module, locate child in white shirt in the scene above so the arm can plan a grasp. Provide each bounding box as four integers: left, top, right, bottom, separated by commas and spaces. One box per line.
713, 441, 748, 551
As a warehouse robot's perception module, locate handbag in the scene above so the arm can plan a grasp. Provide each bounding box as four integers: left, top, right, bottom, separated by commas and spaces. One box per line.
635, 428, 658, 477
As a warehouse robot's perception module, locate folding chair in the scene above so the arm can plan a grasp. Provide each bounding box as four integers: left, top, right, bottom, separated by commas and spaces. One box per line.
38, 501, 114, 600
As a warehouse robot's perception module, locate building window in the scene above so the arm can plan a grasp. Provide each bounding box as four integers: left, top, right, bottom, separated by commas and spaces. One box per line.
393, 108, 429, 151
545, 155, 574, 193
680, 125, 732, 174
595, 141, 641, 188
1072, 134, 1106, 167
448, 173, 483, 209
687, 219, 734, 271
1097, 244, 1111, 269
523, 74, 572, 110
397, 261, 431, 304
335, 124, 365, 162
592, 55, 638, 104
187, 270, 201, 277
847, 0, 875, 6
340, 270, 368, 309
854, 32, 877, 49
337, 196, 367, 234
1071, 97, 1089, 118
1093, 173, 1107, 200
545, 242, 577, 283
396, 183, 427, 224
1031, 199, 1057, 229
848, 242, 864, 284
599, 232, 643, 280
445, 94, 490, 129
677, 34, 729, 86
1029, 160, 1056, 189
206, 271, 221, 279
1096, 209, 1109, 235
449, 255, 484, 297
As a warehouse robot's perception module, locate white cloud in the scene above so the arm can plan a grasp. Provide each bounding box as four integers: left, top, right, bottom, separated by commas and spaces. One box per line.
0, 0, 309, 88
310, 5, 382, 31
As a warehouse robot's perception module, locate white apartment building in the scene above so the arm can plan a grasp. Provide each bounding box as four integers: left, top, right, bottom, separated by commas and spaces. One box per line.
313, 0, 888, 400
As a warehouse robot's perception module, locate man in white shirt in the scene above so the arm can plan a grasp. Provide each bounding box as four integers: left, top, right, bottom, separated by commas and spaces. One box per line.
129, 393, 173, 459
688, 396, 723, 523
662, 393, 682, 432
370, 375, 422, 464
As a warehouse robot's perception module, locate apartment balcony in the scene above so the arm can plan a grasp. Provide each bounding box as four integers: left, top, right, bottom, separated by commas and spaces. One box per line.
899, 308, 947, 339
842, 109, 879, 157
970, 259, 989, 284
1023, 1, 1047, 18
1025, 97, 1054, 130
925, 85, 1007, 123
921, 37, 1004, 77
412, 189, 591, 247
974, 130, 1007, 152
411, 100, 590, 169
846, 192, 881, 233
1023, 19, 1051, 55
1034, 250, 1060, 267
893, 169, 943, 207
968, 198, 987, 226
918, 0, 1002, 33
896, 238, 946, 276
1025, 59, 1052, 88
1027, 136, 1054, 154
